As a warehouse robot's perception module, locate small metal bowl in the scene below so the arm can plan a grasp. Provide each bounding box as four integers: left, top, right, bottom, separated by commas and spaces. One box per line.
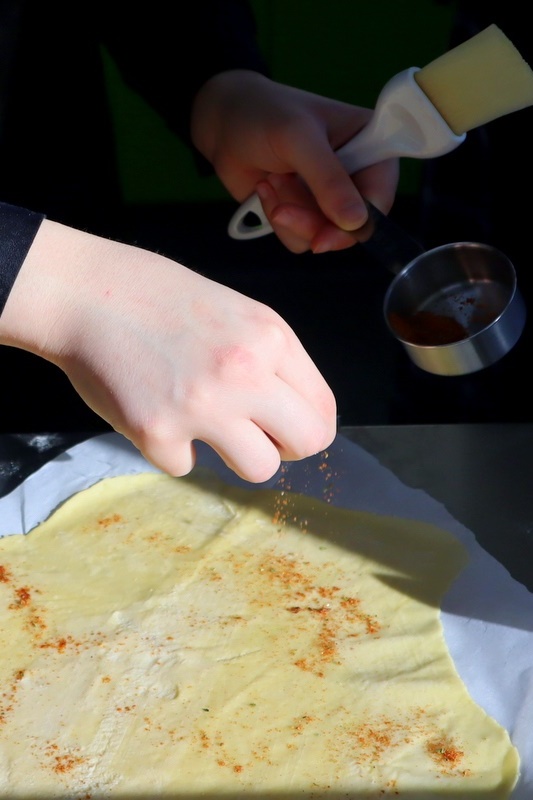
383, 242, 526, 376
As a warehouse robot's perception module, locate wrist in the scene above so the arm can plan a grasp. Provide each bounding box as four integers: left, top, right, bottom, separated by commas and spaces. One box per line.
0, 219, 98, 361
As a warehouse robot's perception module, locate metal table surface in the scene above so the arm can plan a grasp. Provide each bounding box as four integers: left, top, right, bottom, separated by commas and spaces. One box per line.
1, 424, 532, 593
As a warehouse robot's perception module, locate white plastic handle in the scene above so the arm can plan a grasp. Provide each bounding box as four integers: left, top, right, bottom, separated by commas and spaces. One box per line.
227, 67, 466, 240
228, 193, 268, 240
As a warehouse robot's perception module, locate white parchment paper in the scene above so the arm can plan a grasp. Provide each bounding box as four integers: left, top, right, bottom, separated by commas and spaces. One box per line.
0, 431, 531, 795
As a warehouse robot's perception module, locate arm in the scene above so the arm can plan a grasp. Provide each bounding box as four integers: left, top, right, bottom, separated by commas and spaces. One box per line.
0, 205, 336, 482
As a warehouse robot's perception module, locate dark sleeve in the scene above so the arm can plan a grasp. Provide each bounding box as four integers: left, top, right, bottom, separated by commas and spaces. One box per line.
0, 203, 45, 317
98, 1, 270, 148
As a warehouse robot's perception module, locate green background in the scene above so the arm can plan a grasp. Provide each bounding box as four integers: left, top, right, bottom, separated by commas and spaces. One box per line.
102, 0, 457, 205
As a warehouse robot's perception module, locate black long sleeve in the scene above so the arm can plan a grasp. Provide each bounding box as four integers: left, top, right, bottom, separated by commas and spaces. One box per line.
98, 0, 270, 147
0, 202, 45, 317
0, 1, 269, 231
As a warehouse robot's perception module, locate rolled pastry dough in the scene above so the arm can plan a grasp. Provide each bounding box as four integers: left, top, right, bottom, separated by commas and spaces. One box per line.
0, 470, 520, 797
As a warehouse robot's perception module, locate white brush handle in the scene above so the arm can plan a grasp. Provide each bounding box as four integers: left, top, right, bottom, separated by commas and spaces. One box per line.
228, 67, 466, 240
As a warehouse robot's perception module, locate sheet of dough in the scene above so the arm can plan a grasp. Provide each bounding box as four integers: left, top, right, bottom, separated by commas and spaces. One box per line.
0, 469, 519, 798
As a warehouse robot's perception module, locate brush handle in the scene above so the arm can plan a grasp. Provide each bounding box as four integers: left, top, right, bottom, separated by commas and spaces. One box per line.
228, 67, 466, 241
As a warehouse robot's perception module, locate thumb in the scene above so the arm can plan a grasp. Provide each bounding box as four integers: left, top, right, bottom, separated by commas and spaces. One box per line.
287, 128, 369, 232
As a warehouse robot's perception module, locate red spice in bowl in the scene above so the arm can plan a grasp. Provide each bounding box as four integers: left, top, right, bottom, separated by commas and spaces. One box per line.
389, 310, 469, 346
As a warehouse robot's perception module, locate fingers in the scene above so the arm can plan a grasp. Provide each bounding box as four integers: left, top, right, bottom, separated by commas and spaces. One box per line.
255, 376, 337, 463
127, 347, 336, 485
257, 148, 400, 254
202, 421, 283, 484
137, 434, 198, 478
191, 373, 336, 484
137, 412, 281, 484
257, 177, 358, 254
133, 399, 336, 486
256, 177, 316, 253
348, 158, 400, 215
205, 404, 334, 485
282, 127, 370, 232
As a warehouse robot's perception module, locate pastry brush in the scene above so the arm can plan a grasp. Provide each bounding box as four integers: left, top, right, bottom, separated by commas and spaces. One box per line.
228, 24, 533, 240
